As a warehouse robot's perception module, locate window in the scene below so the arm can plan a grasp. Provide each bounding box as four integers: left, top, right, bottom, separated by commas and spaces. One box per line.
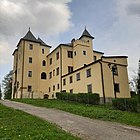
86, 68, 91, 78
57, 84, 59, 89
69, 76, 73, 83
28, 85, 32, 92
56, 67, 59, 76
42, 48, 44, 54
112, 65, 118, 75
76, 73, 80, 81
67, 51, 73, 58
41, 72, 46, 79
83, 51, 86, 55
70, 89, 73, 93
28, 71, 32, 77
29, 44, 33, 50
50, 58, 52, 65
49, 87, 51, 92
42, 60, 46, 66
29, 57, 32, 63
56, 52, 59, 60
74, 51, 76, 56
114, 83, 120, 92
53, 85, 55, 91
87, 84, 92, 93
53, 69, 55, 76
93, 56, 97, 61
49, 72, 52, 79
68, 66, 73, 73
63, 79, 66, 85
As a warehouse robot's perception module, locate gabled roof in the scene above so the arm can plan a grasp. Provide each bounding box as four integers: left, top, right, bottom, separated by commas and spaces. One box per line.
79, 28, 94, 39
22, 30, 38, 42
38, 37, 51, 48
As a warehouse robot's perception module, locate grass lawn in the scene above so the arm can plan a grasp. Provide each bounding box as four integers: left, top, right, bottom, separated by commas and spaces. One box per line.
0, 103, 81, 140
13, 99, 140, 127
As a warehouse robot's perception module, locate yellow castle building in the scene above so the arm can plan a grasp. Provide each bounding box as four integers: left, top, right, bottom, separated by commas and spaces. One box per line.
12, 28, 130, 103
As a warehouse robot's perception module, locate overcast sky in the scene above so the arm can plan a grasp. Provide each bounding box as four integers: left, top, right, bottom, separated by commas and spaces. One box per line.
0, 0, 140, 84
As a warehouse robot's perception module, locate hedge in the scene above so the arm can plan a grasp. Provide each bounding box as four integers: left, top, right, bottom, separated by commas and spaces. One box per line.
112, 98, 139, 113
56, 92, 100, 105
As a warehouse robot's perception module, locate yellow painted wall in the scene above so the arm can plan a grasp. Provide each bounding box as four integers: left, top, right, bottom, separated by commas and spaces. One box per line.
12, 30, 130, 100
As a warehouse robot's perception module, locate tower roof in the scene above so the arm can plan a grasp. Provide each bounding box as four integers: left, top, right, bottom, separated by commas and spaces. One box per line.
79, 28, 94, 39
16, 29, 51, 48
22, 29, 38, 42
38, 37, 51, 48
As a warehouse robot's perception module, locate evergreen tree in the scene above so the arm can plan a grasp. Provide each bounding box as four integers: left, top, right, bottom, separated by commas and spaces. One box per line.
2, 70, 13, 99
0, 84, 2, 100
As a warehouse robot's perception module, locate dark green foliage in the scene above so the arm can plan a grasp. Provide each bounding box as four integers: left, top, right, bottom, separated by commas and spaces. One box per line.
56, 92, 100, 105
0, 84, 2, 99
2, 70, 13, 99
137, 93, 140, 104
112, 98, 139, 113
130, 91, 136, 97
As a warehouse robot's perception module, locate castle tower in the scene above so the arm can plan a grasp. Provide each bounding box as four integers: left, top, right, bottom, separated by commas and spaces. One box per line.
12, 29, 51, 98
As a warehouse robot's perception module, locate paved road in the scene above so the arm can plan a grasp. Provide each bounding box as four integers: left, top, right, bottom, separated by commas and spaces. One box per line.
0, 100, 140, 140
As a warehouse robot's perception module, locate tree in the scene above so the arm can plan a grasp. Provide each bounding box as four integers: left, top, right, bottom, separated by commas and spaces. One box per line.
0, 84, 2, 100
137, 59, 140, 94
129, 59, 140, 93
2, 70, 13, 99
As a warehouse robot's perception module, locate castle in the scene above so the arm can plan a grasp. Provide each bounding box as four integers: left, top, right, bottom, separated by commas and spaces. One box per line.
12, 28, 130, 103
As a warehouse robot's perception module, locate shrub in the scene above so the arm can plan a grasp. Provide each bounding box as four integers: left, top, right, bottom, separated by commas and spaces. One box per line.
56, 92, 100, 105
112, 98, 139, 113
130, 91, 136, 97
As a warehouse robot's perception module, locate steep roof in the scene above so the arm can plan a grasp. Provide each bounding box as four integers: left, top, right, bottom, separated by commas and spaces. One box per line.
16, 29, 51, 48
22, 30, 38, 42
79, 28, 94, 39
38, 37, 51, 48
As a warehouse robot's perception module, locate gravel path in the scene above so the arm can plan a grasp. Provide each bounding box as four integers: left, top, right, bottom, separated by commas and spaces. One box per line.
0, 100, 140, 140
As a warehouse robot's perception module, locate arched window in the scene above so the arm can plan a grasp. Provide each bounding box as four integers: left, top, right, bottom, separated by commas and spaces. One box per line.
42, 60, 46, 66
41, 72, 46, 79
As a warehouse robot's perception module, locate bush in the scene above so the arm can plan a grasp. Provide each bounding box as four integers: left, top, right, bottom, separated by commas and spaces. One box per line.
56, 92, 100, 105
112, 98, 139, 112
130, 91, 136, 97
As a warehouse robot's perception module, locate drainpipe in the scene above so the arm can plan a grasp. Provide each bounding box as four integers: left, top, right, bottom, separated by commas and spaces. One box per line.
60, 46, 62, 92
21, 41, 25, 98
99, 61, 106, 104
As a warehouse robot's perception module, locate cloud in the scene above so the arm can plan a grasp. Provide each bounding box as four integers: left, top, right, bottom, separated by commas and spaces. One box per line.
0, 0, 72, 37
0, 0, 73, 63
0, 41, 13, 64
0, 0, 73, 83
95, 0, 140, 78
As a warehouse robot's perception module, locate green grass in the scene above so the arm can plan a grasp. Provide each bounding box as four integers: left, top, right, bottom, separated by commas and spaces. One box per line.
13, 99, 140, 127
0, 103, 81, 140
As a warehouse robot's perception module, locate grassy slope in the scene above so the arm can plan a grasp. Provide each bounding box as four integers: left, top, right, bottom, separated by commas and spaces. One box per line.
13, 99, 140, 127
0, 103, 81, 140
